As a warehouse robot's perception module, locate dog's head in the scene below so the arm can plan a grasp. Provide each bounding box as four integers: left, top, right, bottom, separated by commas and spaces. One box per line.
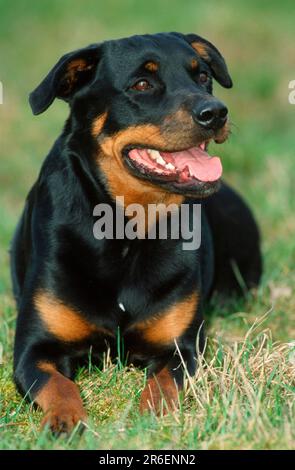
30, 33, 232, 200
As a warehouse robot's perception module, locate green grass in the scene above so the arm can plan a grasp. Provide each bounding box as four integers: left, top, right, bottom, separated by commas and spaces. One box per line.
0, 0, 294, 450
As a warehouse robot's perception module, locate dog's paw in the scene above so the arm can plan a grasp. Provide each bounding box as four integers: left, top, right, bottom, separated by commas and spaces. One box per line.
41, 405, 87, 436
139, 368, 179, 415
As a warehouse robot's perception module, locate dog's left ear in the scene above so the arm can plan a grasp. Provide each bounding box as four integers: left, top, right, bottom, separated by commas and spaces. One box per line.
182, 34, 233, 88
29, 44, 101, 115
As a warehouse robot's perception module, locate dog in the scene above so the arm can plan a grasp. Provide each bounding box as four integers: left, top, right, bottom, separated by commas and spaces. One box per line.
10, 32, 262, 434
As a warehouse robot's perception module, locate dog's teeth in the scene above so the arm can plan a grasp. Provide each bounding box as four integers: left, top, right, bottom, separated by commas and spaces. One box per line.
147, 149, 167, 166
156, 155, 166, 166
166, 163, 175, 171
148, 149, 160, 160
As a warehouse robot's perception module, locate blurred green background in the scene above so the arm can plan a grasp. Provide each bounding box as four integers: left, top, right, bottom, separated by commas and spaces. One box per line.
0, 0, 294, 450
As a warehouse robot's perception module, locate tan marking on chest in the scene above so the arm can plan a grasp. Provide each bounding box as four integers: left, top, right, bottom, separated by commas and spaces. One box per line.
134, 292, 198, 345
34, 291, 113, 342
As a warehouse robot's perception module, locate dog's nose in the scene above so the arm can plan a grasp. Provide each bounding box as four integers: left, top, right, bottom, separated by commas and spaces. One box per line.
193, 100, 228, 130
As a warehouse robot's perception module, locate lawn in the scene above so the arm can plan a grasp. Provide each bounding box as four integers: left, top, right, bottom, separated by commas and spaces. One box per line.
0, 0, 294, 450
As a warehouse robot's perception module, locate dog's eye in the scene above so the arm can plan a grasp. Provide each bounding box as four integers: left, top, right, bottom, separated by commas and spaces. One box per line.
132, 79, 152, 91
199, 72, 209, 84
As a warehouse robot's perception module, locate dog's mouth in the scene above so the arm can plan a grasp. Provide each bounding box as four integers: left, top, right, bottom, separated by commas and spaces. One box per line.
123, 141, 222, 194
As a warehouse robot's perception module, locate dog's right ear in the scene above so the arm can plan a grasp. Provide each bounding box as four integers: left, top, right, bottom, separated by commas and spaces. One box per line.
29, 44, 101, 115
179, 33, 233, 89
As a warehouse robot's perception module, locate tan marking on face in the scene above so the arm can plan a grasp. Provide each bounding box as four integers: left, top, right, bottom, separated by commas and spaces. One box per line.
98, 151, 183, 235
36, 361, 87, 433
191, 58, 198, 70
214, 120, 230, 144
34, 291, 113, 342
191, 42, 209, 60
91, 112, 108, 137
99, 124, 166, 166
139, 367, 179, 415
145, 61, 158, 72
134, 292, 198, 345
98, 125, 184, 209
162, 108, 194, 135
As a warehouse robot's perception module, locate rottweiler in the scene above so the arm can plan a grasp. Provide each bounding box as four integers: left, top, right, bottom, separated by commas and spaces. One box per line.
10, 32, 262, 434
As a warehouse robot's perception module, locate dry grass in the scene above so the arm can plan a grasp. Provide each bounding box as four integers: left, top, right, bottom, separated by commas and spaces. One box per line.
1, 314, 294, 449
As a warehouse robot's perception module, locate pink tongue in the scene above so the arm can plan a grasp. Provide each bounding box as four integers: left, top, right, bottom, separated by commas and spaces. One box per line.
165, 147, 222, 182
128, 146, 223, 183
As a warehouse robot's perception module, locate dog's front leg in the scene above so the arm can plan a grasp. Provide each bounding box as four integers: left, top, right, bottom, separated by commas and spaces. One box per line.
139, 346, 198, 415
35, 361, 87, 434
14, 347, 86, 434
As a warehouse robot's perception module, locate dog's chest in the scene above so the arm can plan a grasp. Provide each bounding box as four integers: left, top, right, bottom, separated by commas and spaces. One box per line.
84, 237, 200, 343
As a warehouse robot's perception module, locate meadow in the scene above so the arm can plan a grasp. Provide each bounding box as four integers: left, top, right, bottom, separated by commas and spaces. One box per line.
0, 0, 294, 449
